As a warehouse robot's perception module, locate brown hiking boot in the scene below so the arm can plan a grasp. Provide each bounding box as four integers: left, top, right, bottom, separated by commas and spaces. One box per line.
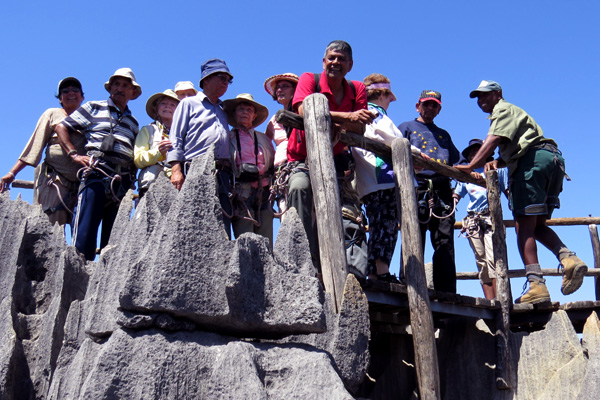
560, 253, 588, 295
515, 281, 551, 304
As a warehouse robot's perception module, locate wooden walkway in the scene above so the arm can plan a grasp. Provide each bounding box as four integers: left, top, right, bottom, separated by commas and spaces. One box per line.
361, 277, 600, 334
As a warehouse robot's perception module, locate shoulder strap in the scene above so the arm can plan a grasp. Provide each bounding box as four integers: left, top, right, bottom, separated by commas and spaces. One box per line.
315, 72, 357, 105
313, 73, 321, 93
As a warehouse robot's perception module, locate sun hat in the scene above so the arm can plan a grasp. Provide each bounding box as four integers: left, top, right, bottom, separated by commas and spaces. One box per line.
419, 90, 442, 104
460, 138, 494, 163
469, 80, 502, 98
57, 77, 82, 96
199, 59, 233, 87
145, 89, 180, 121
222, 93, 269, 129
174, 81, 197, 94
104, 68, 142, 100
263, 73, 299, 96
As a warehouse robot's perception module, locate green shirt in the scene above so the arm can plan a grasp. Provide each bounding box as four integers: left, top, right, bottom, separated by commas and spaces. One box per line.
488, 99, 556, 175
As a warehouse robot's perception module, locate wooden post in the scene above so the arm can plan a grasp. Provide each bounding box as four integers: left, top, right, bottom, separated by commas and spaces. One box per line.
485, 170, 514, 390
589, 224, 600, 300
302, 93, 348, 313
392, 138, 440, 400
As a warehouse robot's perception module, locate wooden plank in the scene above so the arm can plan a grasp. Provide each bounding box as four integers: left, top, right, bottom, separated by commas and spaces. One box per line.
275, 109, 484, 187
457, 268, 600, 280
11, 179, 34, 189
561, 300, 600, 310
455, 217, 600, 230
590, 225, 600, 300
486, 170, 514, 390
302, 94, 347, 313
392, 138, 440, 400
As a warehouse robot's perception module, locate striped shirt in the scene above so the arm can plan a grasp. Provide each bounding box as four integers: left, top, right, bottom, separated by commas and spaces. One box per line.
61, 97, 139, 165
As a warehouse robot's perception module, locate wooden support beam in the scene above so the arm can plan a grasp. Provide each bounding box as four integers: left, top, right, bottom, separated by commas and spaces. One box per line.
590, 224, 600, 300
302, 94, 348, 313
275, 109, 484, 187
11, 179, 34, 189
455, 216, 600, 230
457, 267, 600, 280
486, 170, 514, 390
392, 138, 440, 400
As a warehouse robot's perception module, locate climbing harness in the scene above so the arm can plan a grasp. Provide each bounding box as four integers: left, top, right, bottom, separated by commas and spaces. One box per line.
459, 211, 492, 239
417, 178, 458, 224
268, 161, 308, 218
76, 155, 128, 204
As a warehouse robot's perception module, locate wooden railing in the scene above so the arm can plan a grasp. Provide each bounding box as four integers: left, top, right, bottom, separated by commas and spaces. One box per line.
277, 94, 600, 397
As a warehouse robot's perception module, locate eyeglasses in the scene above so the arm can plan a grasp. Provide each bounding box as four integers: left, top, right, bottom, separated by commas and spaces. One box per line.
275, 83, 294, 91
214, 73, 233, 85
60, 88, 81, 94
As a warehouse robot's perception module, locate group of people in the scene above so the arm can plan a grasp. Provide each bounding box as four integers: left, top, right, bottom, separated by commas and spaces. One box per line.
0, 40, 588, 305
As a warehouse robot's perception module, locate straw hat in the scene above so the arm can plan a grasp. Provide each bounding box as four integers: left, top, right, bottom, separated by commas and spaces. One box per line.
145, 89, 180, 121
222, 93, 269, 129
264, 73, 299, 96
104, 68, 142, 100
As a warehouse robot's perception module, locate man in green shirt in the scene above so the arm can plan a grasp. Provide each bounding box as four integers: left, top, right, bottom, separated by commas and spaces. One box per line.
456, 80, 587, 304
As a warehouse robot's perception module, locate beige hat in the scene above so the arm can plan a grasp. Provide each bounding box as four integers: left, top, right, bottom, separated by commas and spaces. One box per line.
104, 68, 142, 100
222, 93, 269, 129
264, 73, 299, 96
145, 89, 180, 120
174, 81, 198, 94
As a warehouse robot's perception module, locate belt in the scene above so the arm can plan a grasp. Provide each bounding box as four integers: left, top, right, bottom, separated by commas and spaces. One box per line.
215, 159, 233, 173
529, 142, 562, 155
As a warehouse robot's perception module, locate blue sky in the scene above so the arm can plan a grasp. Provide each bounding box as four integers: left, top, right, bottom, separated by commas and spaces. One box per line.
1, 1, 599, 302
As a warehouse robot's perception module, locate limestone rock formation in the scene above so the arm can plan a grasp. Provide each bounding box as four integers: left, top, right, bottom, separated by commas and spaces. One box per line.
0, 151, 368, 399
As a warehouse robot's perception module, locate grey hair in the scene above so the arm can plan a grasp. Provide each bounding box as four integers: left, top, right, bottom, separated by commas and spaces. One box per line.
324, 40, 353, 61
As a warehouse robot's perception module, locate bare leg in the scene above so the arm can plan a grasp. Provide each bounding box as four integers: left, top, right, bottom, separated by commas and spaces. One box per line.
481, 278, 497, 300
375, 258, 390, 276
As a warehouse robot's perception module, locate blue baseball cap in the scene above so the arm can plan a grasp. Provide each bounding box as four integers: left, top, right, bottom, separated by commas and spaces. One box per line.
199, 59, 233, 87
469, 80, 502, 98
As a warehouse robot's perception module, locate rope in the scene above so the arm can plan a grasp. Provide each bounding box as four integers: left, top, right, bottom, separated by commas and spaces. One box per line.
269, 162, 308, 218
76, 156, 123, 203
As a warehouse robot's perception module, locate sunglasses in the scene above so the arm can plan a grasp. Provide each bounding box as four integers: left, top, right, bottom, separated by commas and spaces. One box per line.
60, 88, 81, 94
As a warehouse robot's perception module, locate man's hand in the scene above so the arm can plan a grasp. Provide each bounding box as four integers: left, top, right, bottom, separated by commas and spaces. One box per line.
170, 162, 185, 191
348, 109, 376, 125
414, 152, 431, 172
484, 158, 506, 172
71, 154, 91, 168
0, 173, 15, 193
454, 164, 474, 174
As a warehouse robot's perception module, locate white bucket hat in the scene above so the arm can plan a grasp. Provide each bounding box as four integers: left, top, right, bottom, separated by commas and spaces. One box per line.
174, 81, 198, 94
104, 68, 142, 100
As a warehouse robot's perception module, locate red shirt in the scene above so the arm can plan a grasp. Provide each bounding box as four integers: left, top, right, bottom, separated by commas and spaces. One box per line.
287, 72, 367, 162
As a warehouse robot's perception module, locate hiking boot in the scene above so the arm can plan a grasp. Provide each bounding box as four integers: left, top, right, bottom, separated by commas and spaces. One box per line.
560, 253, 588, 295
377, 273, 401, 284
515, 281, 551, 304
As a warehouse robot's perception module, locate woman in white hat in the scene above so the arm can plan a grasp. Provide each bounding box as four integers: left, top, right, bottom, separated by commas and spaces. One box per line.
134, 89, 179, 197
174, 81, 198, 100
353, 73, 429, 282
263, 73, 299, 216
223, 93, 274, 247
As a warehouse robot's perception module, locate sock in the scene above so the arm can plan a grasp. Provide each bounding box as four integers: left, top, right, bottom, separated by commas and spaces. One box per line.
525, 263, 545, 283
552, 245, 571, 260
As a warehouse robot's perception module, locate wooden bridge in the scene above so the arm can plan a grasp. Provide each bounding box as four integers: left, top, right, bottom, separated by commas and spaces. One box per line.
276, 94, 600, 399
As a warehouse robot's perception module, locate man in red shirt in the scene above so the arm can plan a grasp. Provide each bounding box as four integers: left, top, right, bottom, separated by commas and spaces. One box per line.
286, 40, 374, 270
